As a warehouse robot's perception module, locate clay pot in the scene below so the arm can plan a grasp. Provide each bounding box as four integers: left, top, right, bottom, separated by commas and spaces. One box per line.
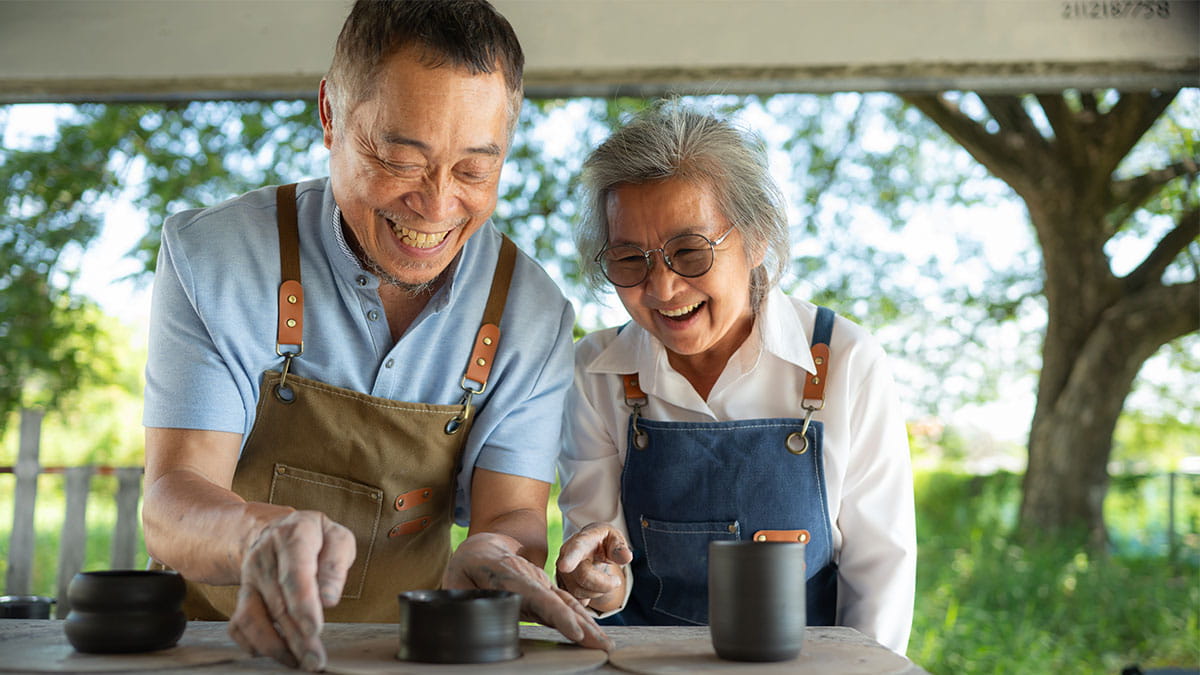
709, 540, 807, 662
0, 595, 55, 619
64, 570, 186, 653
397, 589, 521, 663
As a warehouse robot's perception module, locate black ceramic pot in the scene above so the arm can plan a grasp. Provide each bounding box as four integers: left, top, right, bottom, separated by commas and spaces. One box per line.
64, 570, 187, 653
709, 540, 807, 662
0, 595, 55, 619
397, 589, 521, 663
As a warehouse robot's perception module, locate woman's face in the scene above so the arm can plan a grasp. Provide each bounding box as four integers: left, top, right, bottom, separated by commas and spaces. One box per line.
606, 178, 759, 368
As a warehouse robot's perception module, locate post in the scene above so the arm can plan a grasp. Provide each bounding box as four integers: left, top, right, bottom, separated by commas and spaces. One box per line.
6, 407, 43, 596
111, 467, 143, 570
55, 466, 94, 618
1167, 471, 1177, 563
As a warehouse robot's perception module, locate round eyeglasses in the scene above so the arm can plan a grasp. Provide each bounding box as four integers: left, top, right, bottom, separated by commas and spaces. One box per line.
595, 225, 736, 288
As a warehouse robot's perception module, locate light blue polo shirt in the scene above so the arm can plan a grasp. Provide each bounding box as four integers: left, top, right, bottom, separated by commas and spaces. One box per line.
143, 177, 575, 523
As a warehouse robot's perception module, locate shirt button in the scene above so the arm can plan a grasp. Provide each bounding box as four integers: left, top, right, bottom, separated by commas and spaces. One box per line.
385, 359, 394, 369
367, 310, 380, 321
356, 275, 368, 287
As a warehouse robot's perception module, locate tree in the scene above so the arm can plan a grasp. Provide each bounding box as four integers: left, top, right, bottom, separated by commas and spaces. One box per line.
903, 90, 1199, 548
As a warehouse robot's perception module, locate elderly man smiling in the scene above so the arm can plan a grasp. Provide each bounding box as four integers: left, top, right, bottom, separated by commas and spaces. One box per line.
140, 1, 608, 670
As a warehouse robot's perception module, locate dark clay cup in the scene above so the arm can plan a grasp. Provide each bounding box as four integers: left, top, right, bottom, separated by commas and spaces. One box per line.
64, 570, 187, 653
0, 595, 55, 619
708, 540, 807, 662
397, 589, 521, 663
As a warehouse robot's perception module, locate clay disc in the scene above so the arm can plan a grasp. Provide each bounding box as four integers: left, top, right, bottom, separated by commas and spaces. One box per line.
608, 635, 912, 675
0, 627, 245, 672
325, 636, 607, 675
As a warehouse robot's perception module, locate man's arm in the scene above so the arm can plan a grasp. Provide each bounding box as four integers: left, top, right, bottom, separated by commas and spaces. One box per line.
143, 427, 356, 671
442, 468, 614, 651
143, 427, 280, 582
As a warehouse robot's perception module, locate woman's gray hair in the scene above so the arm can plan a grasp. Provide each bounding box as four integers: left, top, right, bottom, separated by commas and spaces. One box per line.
576, 101, 790, 311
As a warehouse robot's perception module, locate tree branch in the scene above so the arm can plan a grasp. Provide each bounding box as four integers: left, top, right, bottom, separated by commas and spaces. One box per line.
1095, 90, 1179, 177
1111, 159, 1200, 211
979, 94, 1052, 159
1036, 94, 1089, 168
902, 93, 1034, 194
1123, 208, 1200, 292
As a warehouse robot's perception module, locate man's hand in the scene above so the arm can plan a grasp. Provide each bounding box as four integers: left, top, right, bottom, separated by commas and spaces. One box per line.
443, 532, 615, 651
555, 523, 633, 613
226, 510, 356, 671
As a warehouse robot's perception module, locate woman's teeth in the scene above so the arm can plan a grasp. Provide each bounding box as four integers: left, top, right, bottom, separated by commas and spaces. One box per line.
659, 302, 702, 318
392, 223, 448, 249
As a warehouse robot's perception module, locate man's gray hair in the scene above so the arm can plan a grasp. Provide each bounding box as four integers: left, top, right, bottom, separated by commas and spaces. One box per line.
576, 101, 790, 310
325, 0, 524, 142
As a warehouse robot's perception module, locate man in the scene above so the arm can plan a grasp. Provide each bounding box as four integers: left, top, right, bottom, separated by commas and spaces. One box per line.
141, 1, 608, 670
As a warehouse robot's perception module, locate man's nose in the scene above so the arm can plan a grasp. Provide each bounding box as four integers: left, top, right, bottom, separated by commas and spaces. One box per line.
405, 171, 456, 223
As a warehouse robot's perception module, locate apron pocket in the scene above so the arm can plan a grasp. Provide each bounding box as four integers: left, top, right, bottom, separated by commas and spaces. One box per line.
636, 516, 739, 625
268, 463, 384, 600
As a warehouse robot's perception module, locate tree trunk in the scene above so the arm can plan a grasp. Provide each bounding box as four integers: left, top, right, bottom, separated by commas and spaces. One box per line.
903, 90, 1198, 551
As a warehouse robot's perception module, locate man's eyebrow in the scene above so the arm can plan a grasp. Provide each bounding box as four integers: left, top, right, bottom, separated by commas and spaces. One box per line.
380, 134, 502, 157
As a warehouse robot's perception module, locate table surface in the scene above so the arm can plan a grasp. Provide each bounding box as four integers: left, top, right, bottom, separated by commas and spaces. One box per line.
0, 619, 930, 674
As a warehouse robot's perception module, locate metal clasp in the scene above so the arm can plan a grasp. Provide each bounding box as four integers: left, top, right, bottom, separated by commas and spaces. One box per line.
274, 351, 299, 404
445, 378, 485, 435
787, 398, 824, 455
628, 399, 649, 450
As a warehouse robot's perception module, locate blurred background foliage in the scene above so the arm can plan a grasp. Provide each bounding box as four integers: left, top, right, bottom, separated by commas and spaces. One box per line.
1, 92, 1197, 672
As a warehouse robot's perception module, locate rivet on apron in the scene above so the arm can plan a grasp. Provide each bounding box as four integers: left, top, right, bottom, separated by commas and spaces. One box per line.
756, 533, 767, 541
275, 466, 286, 475
482, 337, 493, 346
286, 319, 297, 328
814, 356, 823, 366
641, 519, 649, 529
728, 524, 738, 534
287, 295, 298, 304
476, 358, 486, 367
798, 531, 809, 543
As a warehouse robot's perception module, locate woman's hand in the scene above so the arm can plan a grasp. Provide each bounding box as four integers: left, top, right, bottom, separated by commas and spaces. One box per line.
555, 523, 633, 614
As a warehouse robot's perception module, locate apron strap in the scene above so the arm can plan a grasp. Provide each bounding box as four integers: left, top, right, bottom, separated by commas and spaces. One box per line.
275, 183, 304, 356
802, 306, 834, 405
462, 236, 517, 392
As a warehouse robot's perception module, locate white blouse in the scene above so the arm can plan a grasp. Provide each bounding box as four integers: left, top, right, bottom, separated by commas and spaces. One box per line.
558, 287, 917, 654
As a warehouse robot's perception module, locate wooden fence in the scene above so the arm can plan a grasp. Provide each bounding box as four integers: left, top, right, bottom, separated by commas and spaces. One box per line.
2, 409, 144, 618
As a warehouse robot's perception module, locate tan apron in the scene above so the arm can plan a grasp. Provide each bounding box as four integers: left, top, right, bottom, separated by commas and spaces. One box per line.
174, 183, 517, 622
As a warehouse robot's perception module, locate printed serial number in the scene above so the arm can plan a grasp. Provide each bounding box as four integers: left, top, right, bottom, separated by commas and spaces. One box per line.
1062, 1, 1171, 19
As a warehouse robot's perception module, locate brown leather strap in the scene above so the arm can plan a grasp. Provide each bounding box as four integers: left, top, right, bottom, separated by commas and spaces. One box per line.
622, 374, 647, 405
753, 529, 811, 544
463, 236, 517, 388
802, 343, 830, 402
393, 486, 434, 512
275, 183, 304, 350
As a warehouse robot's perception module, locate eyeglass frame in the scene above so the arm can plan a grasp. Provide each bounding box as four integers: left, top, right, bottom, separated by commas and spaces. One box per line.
594, 224, 737, 288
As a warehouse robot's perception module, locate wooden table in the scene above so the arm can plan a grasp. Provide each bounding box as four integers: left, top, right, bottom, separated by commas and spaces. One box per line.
0, 619, 930, 674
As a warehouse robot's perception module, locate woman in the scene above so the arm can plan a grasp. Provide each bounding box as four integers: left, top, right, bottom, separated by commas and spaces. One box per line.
554, 102, 916, 655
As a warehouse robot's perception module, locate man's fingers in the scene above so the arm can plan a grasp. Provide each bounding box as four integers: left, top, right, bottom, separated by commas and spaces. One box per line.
315, 517, 356, 607
230, 588, 298, 668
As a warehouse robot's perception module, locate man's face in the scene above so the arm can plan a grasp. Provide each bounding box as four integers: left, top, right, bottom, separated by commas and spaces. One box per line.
321, 46, 511, 288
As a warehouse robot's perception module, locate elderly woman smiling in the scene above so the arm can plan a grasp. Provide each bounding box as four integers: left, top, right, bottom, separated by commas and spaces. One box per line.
553, 102, 917, 655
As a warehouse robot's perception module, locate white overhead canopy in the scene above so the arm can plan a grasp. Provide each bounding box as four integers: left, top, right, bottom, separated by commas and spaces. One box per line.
1, 0, 1196, 104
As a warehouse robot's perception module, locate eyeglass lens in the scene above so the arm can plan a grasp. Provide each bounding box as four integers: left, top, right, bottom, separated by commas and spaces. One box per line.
600, 233, 715, 287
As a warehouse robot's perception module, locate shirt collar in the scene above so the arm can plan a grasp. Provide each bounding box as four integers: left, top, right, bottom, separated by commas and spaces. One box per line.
585, 286, 818, 378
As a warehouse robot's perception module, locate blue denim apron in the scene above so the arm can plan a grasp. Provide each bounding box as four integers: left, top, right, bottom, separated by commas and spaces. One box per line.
605, 307, 838, 627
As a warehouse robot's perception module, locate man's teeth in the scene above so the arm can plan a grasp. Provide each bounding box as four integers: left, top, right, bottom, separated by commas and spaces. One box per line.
393, 224, 448, 249
659, 302, 701, 318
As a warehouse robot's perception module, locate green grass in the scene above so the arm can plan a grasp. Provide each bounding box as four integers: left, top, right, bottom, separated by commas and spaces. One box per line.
2, 471, 1196, 674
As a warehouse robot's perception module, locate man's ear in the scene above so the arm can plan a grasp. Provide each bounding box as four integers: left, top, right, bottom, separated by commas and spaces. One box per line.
318, 79, 335, 149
